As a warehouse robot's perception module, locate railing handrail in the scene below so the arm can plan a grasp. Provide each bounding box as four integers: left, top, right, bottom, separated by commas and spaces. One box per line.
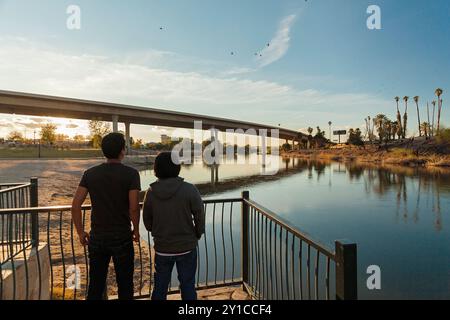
0, 198, 244, 215
244, 198, 335, 259
0, 183, 31, 194
0, 182, 28, 187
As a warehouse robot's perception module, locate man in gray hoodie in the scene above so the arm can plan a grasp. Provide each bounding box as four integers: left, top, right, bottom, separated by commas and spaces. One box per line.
143, 152, 205, 300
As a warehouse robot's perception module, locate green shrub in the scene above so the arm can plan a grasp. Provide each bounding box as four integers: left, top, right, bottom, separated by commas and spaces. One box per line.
436, 127, 450, 143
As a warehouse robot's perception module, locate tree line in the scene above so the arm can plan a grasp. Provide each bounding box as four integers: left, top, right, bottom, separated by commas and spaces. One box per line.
365, 88, 444, 143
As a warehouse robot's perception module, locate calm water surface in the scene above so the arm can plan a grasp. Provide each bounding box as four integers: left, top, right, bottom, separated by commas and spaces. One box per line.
139, 156, 450, 299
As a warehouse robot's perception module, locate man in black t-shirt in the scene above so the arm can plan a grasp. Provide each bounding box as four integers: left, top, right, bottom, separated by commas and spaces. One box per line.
71, 132, 141, 300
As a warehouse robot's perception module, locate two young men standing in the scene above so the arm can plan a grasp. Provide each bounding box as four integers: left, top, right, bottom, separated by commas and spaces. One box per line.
71, 132, 204, 300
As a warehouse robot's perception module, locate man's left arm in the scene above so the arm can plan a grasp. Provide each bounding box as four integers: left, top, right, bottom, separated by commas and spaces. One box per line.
129, 189, 140, 242
129, 170, 142, 242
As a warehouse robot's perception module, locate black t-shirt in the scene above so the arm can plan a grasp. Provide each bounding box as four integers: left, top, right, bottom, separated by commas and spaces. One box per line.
79, 163, 141, 235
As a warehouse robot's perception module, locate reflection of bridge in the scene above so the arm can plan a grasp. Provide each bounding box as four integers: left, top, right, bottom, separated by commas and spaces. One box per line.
0, 90, 305, 151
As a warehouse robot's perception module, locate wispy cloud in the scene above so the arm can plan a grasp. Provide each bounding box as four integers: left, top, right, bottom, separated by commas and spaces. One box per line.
257, 14, 297, 68
221, 67, 257, 76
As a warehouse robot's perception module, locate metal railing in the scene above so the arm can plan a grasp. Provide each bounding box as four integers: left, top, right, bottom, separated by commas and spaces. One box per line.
0, 179, 38, 266
241, 191, 357, 300
0, 189, 357, 300
0, 198, 243, 300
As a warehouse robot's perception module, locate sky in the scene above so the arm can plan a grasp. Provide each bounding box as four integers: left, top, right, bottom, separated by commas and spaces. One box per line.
0, 0, 449, 142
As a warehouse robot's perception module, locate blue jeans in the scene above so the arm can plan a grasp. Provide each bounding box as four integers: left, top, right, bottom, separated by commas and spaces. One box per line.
87, 232, 134, 300
152, 249, 197, 300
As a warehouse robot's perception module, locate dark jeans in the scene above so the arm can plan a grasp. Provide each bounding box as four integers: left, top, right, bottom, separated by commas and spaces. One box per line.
152, 249, 197, 300
87, 232, 134, 300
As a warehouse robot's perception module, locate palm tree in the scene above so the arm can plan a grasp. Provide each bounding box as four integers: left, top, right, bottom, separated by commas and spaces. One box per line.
420, 122, 430, 138
414, 96, 421, 136
375, 114, 387, 143
395, 97, 403, 139
431, 101, 436, 136
395, 96, 400, 112
385, 121, 392, 141
391, 121, 399, 140
435, 88, 443, 134
372, 118, 377, 140
403, 96, 409, 138
426, 102, 431, 138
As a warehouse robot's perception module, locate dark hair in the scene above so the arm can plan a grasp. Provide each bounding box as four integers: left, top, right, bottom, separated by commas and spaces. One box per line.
154, 152, 181, 179
101, 132, 125, 159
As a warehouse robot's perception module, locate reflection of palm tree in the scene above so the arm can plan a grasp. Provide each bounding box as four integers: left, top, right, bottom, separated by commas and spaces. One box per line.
414, 96, 421, 136
414, 177, 421, 223
435, 88, 443, 134
435, 184, 442, 232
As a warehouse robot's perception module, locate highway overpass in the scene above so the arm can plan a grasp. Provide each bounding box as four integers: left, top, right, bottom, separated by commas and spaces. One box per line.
0, 90, 304, 150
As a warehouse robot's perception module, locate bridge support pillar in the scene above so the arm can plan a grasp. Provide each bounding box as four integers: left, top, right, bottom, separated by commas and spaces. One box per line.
112, 115, 119, 133
125, 122, 131, 155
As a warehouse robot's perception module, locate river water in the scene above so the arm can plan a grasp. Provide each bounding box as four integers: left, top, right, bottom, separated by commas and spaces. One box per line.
139, 156, 450, 299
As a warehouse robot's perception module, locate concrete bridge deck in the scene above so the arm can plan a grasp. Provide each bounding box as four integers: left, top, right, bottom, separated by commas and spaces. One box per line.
0, 90, 304, 141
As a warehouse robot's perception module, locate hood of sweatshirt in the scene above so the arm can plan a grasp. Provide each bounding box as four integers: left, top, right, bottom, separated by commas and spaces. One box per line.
150, 177, 184, 200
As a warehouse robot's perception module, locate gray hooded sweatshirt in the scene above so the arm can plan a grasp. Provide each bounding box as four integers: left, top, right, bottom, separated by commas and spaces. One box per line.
143, 177, 205, 253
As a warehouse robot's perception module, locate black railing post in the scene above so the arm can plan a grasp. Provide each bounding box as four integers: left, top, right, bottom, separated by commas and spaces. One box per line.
241, 191, 250, 288
335, 240, 357, 300
30, 177, 39, 247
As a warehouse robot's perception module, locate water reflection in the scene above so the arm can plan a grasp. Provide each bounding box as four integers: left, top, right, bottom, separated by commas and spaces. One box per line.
140, 155, 312, 193
344, 163, 448, 232
142, 158, 449, 231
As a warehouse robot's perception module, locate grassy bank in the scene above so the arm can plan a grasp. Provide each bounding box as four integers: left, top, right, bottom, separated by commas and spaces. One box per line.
0, 147, 103, 159
283, 138, 450, 168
